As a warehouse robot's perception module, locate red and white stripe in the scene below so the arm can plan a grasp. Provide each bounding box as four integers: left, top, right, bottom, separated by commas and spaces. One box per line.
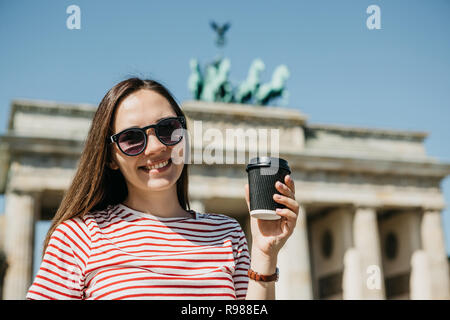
26, 204, 250, 300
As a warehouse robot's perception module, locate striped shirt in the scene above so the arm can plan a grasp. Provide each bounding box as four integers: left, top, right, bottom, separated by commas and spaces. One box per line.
26, 203, 250, 300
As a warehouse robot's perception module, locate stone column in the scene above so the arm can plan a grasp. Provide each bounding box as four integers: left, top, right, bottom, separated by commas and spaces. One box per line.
277, 205, 313, 299
342, 248, 363, 299
352, 206, 385, 299
410, 250, 432, 299
420, 209, 450, 299
3, 191, 39, 300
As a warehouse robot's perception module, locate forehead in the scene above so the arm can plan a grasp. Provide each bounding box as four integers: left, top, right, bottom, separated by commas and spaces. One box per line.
113, 89, 176, 131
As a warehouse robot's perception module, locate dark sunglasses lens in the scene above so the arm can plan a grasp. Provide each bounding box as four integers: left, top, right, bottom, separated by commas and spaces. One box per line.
157, 118, 183, 145
118, 129, 145, 155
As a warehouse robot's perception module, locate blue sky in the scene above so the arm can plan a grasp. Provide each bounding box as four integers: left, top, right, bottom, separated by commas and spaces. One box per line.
1, 0, 450, 255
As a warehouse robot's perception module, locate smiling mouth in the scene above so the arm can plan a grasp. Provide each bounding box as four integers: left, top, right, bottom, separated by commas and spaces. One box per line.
139, 158, 172, 173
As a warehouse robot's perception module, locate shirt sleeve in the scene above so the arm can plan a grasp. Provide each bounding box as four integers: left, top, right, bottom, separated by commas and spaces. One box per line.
232, 224, 250, 300
26, 217, 91, 300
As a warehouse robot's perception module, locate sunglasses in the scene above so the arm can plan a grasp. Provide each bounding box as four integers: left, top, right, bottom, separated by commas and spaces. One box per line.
110, 116, 186, 156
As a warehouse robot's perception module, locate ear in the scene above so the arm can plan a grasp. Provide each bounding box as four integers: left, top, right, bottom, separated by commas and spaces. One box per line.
107, 158, 120, 170
107, 146, 120, 170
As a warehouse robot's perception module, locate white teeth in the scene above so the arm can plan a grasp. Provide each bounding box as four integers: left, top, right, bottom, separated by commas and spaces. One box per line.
145, 160, 169, 170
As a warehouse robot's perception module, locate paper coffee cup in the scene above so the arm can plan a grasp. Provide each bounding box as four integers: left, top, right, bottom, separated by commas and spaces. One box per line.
246, 157, 291, 220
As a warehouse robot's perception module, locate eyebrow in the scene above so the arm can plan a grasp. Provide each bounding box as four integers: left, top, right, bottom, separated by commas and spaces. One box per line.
123, 116, 175, 130
156, 116, 171, 122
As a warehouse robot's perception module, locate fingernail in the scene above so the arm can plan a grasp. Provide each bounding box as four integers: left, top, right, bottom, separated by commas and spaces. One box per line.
276, 208, 282, 213
274, 194, 281, 199
286, 175, 291, 181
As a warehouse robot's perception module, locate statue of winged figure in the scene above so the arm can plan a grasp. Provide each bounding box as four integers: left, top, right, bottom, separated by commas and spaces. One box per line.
210, 21, 231, 48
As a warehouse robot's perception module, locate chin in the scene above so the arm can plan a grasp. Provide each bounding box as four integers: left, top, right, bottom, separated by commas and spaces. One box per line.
146, 183, 173, 191
134, 166, 183, 192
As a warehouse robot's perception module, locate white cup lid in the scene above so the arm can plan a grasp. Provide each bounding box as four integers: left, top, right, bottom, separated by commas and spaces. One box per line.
250, 209, 281, 220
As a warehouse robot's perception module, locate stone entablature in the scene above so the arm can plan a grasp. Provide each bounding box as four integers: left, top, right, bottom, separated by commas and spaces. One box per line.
1, 99, 450, 210
2, 99, 448, 185
6, 99, 94, 140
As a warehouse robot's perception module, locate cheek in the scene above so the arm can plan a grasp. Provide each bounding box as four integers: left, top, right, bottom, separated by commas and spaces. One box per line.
168, 147, 185, 176
173, 161, 184, 177
112, 151, 137, 177
169, 142, 186, 166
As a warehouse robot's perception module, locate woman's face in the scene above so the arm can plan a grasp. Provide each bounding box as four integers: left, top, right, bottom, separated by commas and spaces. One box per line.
109, 89, 184, 194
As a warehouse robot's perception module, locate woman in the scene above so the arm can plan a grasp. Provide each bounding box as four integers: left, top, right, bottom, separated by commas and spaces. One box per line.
26, 78, 299, 300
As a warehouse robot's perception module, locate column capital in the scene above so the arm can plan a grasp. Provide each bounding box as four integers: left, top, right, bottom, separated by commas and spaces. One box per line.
353, 204, 378, 211
5, 189, 41, 198
420, 207, 443, 214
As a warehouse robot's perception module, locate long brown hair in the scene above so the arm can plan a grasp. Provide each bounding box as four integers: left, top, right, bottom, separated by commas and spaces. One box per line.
42, 78, 190, 256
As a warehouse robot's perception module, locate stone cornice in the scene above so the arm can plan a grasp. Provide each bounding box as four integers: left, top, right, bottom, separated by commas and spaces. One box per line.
181, 100, 307, 125
0, 134, 84, 156
306, 123, 428, 141
9, 99, 96, 130
189, 148, 450, 178
286, 150, 450, 178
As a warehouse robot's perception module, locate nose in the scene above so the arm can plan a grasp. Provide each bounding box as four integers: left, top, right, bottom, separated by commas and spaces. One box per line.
143, 128, 168, 155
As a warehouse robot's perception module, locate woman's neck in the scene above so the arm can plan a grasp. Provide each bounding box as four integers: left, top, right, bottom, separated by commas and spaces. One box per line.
122, 185, 191, 218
